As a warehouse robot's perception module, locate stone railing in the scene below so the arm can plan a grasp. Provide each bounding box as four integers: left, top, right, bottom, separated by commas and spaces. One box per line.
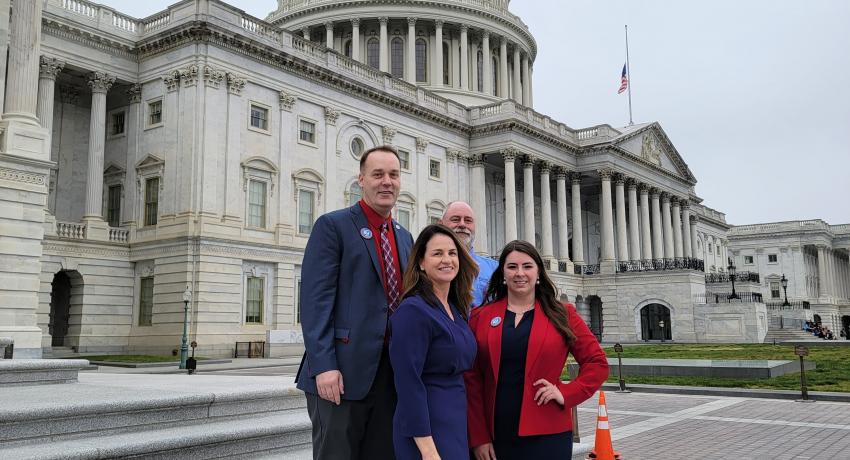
56, 221, 86, 239
832, 224, 850, 234
573, 264, 600, 275
730, 219, 832, 235
694, 292, 763, 304
109, 227, 130, 243
470, 100, 608, 144
705, 271, 760, 284
617, 258, 705, 273
765, 300, 810, 310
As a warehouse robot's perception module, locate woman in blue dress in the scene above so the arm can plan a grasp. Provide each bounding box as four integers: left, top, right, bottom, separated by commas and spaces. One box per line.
390, 224, 479, 460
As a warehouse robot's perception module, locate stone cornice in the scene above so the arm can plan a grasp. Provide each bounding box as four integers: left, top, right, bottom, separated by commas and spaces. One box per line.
41, 18, 137, 61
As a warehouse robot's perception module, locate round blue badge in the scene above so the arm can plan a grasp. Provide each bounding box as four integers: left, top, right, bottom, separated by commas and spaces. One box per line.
360, 228, 373, 239
490, 316, 502, 327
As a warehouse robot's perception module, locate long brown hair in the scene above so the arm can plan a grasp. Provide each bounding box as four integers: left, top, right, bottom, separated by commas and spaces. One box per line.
402, 224, 479, 320
484, 240, 576, 344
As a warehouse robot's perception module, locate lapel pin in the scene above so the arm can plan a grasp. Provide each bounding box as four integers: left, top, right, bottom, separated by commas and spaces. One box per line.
360, 228, 373, 239
490, 316, 502, 327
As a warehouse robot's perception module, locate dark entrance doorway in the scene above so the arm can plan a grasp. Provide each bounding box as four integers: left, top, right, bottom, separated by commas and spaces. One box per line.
587, 295, 603, 341
842, 316, 850, 340
640, 303, 672, 341
813, 314, 822, 325
49, 271, 72, 347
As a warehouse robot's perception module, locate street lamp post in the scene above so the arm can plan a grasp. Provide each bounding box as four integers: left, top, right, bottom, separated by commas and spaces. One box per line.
727, 257, 739, 300
781, 274, 790, 307
659, 320, 665, 343
179, 286, 192, 369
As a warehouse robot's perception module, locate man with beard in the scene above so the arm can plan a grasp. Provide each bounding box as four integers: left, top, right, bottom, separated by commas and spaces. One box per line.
440, 201, 498, 308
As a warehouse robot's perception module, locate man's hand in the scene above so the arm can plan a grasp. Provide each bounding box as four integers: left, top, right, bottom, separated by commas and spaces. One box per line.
316, 370, 344, 405
473, 443, 496, 460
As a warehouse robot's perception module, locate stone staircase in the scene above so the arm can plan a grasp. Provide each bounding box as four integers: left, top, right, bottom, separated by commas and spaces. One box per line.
764, 328, 818, 344
0, 361, 312, 459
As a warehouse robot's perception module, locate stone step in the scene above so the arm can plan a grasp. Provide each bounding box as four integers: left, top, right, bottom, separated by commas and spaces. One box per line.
0, 359, 90, 386
0, 410, 311, 460
0, 382, 306, 446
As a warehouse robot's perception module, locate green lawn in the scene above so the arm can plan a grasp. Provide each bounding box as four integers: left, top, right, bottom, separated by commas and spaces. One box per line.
76, 355, 207, 363
566, 344, 850, 393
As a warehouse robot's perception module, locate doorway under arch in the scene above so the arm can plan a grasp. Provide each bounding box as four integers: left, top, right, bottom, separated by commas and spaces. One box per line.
842, 316, 849, 340
640, 303, 672, 341
813, 314, 822, 325
586, 295, 603, 341
49, 270, 82, 347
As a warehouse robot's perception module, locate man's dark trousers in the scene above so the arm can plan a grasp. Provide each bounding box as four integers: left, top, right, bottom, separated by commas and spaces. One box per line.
305, 349, 396, 460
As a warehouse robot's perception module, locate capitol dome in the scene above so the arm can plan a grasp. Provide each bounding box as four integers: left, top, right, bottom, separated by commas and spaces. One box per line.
266, 0, 537, 107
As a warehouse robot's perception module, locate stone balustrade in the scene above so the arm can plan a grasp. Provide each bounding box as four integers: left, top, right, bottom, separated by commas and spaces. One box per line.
730, 219, 834, 235
56, 221, 86, 239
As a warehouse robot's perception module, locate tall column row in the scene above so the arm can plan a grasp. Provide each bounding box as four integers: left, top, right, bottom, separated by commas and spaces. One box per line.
303, 19, 533, 104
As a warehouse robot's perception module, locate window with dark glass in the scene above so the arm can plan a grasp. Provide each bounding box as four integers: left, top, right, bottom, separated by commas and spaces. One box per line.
429, 159, 441, 179
344, 40, 352, 58
111, 112, 125, 135
398, 149, 410, 170
391, 37, 404, 78
348, 183, 362, 206
144, 177, 159, 226
770, 281, 781, 299
744, 255, 754, 264
350, 137, 364, 157
139, 277, 153, 326
298, 190, 315, 234
442, 42, 450, 84
246, 276, 264, 323
248, 180, 267, 228
492, 57, 498, 94
415, 38, 427, 82
299, 119, 316, 143
107, 185, 121, 227
768, 254, 778, 263
148, 100, 162, 126
250, 105, 268, 130
477, 50, 483, 91
367, 38, 380, 69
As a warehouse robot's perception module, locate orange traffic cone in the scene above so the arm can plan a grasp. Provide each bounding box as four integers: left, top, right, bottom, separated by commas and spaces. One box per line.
586, 391, 621, 460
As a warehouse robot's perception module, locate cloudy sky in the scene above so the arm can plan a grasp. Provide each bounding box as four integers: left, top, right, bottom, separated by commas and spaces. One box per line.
98, 0, 850, 226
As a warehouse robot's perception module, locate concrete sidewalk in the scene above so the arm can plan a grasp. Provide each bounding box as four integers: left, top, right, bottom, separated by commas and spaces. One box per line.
86, 357, 301, 374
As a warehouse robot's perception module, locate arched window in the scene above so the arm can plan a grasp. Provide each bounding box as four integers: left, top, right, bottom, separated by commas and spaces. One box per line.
477, 50, 483, 91
367, 38, 379, 69
492, 56, 498, 94
415, 38, 427, 82
348, 182, 362, 206
391, 37, 404, 79
442, 42, 450, 85
344, 40, 352, 58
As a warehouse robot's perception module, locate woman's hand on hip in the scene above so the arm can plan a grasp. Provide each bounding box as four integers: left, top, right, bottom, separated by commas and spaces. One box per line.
473, 443, 497, 460
533, 378, 564, 406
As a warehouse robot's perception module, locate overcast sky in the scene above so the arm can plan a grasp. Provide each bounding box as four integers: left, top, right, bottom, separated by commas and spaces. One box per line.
98, 0, 850, 226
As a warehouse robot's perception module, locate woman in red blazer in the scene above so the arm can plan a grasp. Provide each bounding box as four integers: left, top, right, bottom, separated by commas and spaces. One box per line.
465, 240, 608, 460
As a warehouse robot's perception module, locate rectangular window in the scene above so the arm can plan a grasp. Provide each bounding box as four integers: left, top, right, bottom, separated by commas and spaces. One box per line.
398, 149, 410, 170
397, 209, 411, 230
139, 277, 154, 326
247, 180, 267, 228
107, 185, 122, 227
429, 216, 440, 225
111, 112, 125, 135
299, 119, 316, 144
246, 276, 264, 324
770, 281, 781, 299
768, 254, 778, 263
429, 159, 441, 179
250, 104, 269, 131
148, 100, 162, 126
744, 255, 754, 264
298, 190, 315, 234
144, 177, 159, 226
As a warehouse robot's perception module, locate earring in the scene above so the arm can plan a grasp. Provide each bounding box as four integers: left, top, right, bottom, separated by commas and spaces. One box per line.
502, 279, 507, 285
536, 279, 540, 284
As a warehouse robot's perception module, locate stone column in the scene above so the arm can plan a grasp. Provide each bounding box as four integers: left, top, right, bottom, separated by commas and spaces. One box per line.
37, 57, 64, 140
460, 25, 469, 90
650, 189, 664, 259
627, 180, 641, 261
614, 175, 628, 262
502, 148, 518, 242
661, 193, 674, 259
571, 173, 585, 265
434, 20, 444, 86
499, 37, 509, 98
681, 202, 692, 258
539, 162, 554, 266
351, 19, 361, 61
325, 21, 334, 49
522, 155, 535, 245
512, 46, 522, 104
482, 31, 492, 95
469, 154, 488, 255
528, 66, 534, 106
817, 245, 828, 299
521, 54, 530, 106
826, 249, 835, 298
83, 72, 116, 225
672, 197, 683, 258
379, 17, 389, 72
405, 17, 417, 83
599, 169, 616, 267
690, 216, 699, 259
555, 168, 571, 267
639, 184, 652, 260
2, 0, 41, 123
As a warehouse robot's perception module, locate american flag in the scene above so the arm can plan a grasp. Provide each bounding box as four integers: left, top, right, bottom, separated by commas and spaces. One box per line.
618, 64, 629, 94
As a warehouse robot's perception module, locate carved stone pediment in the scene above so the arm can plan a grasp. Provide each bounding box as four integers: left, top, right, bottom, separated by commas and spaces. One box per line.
640, 133, 662, 166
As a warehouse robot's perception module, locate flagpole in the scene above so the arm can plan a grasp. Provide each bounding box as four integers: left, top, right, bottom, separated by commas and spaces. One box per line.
625, 25, 634, 126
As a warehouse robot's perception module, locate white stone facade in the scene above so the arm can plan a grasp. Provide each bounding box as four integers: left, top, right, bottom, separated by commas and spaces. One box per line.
0, 0, 780, 358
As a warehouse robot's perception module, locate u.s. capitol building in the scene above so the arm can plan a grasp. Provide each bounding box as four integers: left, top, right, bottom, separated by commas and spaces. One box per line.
1, 0, 847, 358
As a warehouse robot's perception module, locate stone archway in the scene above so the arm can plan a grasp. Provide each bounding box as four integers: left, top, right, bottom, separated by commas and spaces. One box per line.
813, 314, 822, 325
842, 316, 850, 340
640, 303, 672, 341
49, 270, 82, 348
586, 295, 603, 341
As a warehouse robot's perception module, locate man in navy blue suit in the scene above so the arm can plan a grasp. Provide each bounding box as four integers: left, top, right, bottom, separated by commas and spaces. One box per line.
296, 145, 414, 460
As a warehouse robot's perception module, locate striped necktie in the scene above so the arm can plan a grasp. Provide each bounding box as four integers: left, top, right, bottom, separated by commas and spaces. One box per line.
380, 222, 401, 313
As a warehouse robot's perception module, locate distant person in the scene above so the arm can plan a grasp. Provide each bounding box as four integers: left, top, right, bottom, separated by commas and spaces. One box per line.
297, 145, 414, 459
440, 201, 497, 308
390, 224, 478, 459
465, 240, 608, 460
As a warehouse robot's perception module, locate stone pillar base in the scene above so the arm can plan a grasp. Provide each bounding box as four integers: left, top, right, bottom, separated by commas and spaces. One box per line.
0, 326, 43, 359
82, 216, 109, 241
600, 260, 617, 275
559, 260, 574, 274
0, 119, 49, 162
